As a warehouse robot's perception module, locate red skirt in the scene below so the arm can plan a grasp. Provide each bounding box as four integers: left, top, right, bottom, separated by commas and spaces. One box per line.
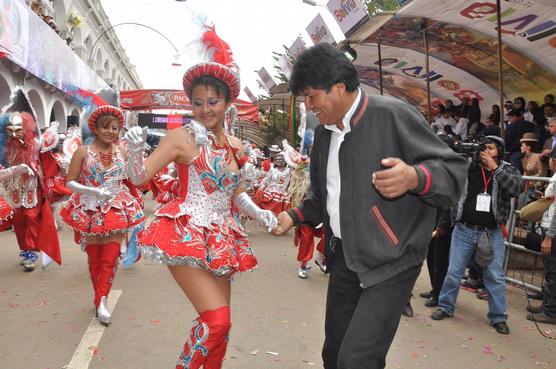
138, 203, 257, 276
252, 189, 291, 215
61, 191, 144, 236
0, 197, 13, 232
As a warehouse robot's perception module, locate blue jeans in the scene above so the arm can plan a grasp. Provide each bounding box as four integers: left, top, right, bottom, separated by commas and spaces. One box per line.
438, 223, 508, 324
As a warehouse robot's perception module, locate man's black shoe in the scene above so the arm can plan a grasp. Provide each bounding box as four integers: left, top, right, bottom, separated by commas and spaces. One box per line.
425, 298, 439, 307
431, 309, 451, 320
402, 301, 414, 317
491, 321, 510, 334
526, 304, 543, 314
419, 290, 433, 299
526, 312, 556, 325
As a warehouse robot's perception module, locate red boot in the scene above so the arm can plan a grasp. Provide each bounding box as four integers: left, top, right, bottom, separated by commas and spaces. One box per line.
176, 306, 231, 369
96, 242, 121, 300
85, 244, 102, 307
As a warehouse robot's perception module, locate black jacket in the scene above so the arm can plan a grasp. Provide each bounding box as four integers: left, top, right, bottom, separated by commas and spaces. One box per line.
288, 92, 467, 288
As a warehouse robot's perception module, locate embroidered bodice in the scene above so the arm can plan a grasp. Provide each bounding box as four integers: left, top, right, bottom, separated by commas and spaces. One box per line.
156, 141, 241, 228
261, 166, 291, 194
78, 146, 127, 210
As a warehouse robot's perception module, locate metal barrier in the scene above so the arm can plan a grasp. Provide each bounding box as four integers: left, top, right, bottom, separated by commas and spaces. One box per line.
503, 175, 553, 293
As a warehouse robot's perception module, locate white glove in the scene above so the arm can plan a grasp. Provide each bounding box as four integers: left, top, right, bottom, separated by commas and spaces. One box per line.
235, 192, 278, 232
124, 126, 147, 152
185, 120, 209, 146
66, 180, 113, 203
123, 126, 148, 185
0, 164, 34, 181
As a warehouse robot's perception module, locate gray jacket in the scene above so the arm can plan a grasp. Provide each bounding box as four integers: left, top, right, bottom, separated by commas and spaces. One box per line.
288, 92, 468, 288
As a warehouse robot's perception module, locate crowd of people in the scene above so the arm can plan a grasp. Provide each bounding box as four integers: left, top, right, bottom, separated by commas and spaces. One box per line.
1, 27, 555, 369
423, 92, 556, 330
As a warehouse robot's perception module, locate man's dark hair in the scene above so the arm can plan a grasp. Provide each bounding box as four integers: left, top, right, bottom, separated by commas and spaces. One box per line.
289, 43, 359, 96
507, 109, 523, 117
186, 75, 231, 102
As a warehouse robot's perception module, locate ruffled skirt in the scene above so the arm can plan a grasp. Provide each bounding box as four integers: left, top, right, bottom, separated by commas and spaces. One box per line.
0, 197, 14, 232
61, 191, 145, 236
138, 211, 257, 277
252, 189, 291, 215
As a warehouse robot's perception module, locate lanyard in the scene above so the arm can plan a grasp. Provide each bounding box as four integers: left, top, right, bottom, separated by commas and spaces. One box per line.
481, 167, 494, 194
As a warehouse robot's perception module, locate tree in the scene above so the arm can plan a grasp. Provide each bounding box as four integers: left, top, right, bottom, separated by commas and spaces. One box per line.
362, 0, 404, 16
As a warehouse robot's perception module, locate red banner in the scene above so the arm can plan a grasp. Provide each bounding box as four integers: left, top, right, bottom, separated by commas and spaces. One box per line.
120, 89, 260, 125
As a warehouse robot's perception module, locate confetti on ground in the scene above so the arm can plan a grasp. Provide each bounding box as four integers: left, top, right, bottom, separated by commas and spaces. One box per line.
482, 346, 495, 355
149, 320, 160, 324
266, 351, 279, 356
250, 350, 258, 355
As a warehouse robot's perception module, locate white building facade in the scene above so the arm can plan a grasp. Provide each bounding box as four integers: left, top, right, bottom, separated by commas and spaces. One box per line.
0, 0, 142, 130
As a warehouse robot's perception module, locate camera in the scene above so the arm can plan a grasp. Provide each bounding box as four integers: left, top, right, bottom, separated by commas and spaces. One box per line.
442, 135, 487, 165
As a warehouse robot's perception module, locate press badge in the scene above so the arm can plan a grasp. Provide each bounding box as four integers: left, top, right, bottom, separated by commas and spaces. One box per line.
476, 193, 491, 212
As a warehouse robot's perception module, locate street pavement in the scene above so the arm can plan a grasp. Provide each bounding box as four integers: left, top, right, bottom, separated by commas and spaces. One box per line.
0, 200, 555, 369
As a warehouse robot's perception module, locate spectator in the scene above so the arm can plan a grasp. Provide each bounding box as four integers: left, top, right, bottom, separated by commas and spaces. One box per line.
431, 136, 522, 335
452, 110, 468, 140
457, 96, 470, 118
542, 117, 556, 163
544, 103, 555, 122
541, 94, 555, 110
445, 99, 455, 114
488, 104, 501, 125
520, 133, 546, 178
467, 98, 482, 136
503, 100, 513, 125
504, 109, 536, 172
432, 106, 457, 134
530, 149, 556, 325
478, 117, 501, 137
514, 96, 528, 117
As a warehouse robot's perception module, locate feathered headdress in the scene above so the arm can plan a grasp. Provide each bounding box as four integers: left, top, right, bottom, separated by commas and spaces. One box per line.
182, 25, 241, 100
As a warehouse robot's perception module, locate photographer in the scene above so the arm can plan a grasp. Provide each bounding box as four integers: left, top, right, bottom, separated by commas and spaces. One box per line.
431, 136, 522, 335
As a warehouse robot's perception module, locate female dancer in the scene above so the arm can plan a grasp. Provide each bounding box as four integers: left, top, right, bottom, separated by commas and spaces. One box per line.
61, 106, 145, 325
124, 26, 276, 369
252, 152, 292, 215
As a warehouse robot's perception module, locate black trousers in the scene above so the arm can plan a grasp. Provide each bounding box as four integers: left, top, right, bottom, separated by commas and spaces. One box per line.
425, 230, 452, 299
322, 240, 421, 369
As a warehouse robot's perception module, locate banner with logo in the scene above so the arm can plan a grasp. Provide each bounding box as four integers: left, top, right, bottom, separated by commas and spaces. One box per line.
277, 54, 293, 79
354, 43, 501, 117
306, 13, 336, 45
0, 0, 113, 107
360, 3, 556, 104
258, 67, 277, 92
289, 36, 307, 60
400, 0, 556, 76
327, 0, 369, 37
244, 86, 257, 103
120, 89, 260, 124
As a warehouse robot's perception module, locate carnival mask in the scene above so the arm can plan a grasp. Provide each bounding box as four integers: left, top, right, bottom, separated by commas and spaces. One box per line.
6, 113, 25, 143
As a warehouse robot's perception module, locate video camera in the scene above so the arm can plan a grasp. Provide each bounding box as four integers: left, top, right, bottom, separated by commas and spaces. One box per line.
441, 135, 488, 165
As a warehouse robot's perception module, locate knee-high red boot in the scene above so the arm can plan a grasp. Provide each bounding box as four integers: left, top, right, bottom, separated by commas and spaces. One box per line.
176, 306, 231, 369
97, 242, 121, 300
85, 244, 102, 307
95, 242, 121, 325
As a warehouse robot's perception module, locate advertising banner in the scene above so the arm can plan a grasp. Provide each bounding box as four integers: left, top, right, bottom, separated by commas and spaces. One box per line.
289, 36, 307, 60
120, 89, 260, 124
354, 43, 501, 117
0, 0, 114, 109
306, 13, 336, 45
258, 67, 277, 92
326, 0, 369, 37
400, 0, 556, 76
138, 113, 192, 129
244, 86, 257, 103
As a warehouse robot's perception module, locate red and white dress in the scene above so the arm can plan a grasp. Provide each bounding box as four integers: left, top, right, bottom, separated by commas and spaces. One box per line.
0, 196, 13, 232
138, 140, 257, 276
252, 166, 291, 215
61, 146, 145, 237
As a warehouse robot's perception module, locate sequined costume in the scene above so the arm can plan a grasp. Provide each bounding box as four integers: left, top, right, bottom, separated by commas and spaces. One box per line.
252, 166, 292, 215
139, 134, 257, 276
0, 195, 13, 231
61, 146, 144, 236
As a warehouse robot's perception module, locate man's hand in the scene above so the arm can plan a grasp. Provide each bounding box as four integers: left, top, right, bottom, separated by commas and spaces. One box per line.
480, 150, 499, 171
272, 211, 294, 236
541, 148, 552, 158
372, 158, 418, 199
541, 237, 553, 255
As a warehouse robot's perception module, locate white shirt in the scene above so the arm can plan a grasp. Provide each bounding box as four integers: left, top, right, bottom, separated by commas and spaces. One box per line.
431, 115, 457, 134
325, 89, 361, 239
453, 117, 469, 140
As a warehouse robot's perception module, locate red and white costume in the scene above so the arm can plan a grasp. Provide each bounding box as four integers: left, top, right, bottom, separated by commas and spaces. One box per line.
139, 136, 257, 276
252, 165, 292, 215
0, 194, 13, 232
